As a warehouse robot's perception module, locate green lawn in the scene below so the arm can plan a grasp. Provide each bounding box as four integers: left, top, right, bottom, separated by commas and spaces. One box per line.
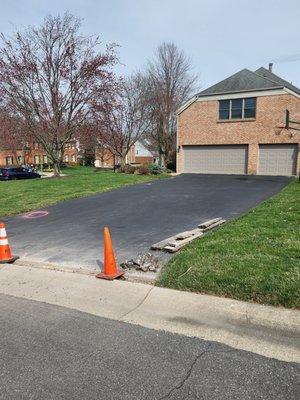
0, 166, 164, 217
160, 181, 300, 309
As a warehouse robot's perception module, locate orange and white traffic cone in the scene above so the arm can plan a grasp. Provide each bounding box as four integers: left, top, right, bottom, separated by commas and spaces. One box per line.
0, 222, 19, 264
96, 226, 124, 280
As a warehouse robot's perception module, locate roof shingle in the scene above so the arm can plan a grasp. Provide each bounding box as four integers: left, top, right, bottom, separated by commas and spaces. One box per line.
197, 67, 299, 97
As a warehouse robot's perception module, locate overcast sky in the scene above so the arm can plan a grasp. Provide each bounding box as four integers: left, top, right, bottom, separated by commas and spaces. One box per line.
0, 0, 299, 91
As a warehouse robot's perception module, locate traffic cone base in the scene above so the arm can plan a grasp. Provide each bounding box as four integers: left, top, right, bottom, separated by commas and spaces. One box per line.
0, 256, 19, 264
96, 270, 124, 280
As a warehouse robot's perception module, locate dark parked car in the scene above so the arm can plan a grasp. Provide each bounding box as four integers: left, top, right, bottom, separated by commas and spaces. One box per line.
0, 167, 41, 181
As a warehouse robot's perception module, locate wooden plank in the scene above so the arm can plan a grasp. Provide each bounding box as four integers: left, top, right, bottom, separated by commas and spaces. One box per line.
151, 235, 180, 250
175, 228, 202, 240
168, 231, 203, 247
202, 219, 226, 231
151, 229, 202, 250
198, 217, 222, 229
165, 232, 204, 252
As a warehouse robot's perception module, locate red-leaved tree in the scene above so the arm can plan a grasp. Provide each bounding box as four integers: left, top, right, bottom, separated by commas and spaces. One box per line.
0, 12, 118, 176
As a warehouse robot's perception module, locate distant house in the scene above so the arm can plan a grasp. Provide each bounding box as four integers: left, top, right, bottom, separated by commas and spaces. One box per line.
0, 141, 78, 167
94, 140, 158, 168
126, 140, 158, 165
177, 65, 300, 176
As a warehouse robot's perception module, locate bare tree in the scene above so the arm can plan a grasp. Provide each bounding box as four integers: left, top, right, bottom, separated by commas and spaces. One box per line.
95, 73, 150, 167
145, 42, 198, 167
0, 13, 118, 176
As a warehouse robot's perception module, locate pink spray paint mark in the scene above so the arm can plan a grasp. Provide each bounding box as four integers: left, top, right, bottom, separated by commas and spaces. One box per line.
22, 211, 49, 219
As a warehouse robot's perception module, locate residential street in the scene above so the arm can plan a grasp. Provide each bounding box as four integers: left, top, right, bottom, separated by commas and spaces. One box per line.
0, 293, 298, 400
4, 174, 290, 270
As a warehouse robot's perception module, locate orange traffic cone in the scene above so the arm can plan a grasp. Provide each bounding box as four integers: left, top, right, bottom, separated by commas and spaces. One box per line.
0, 222, 19, 264
96, 227, 124, 280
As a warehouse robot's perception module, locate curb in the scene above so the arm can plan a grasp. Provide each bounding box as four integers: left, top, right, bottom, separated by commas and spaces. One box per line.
1, 261, 299, 363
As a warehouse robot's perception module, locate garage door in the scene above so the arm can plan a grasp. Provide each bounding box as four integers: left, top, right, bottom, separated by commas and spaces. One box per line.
259, 144, 297, 176
183, 145, 248, 174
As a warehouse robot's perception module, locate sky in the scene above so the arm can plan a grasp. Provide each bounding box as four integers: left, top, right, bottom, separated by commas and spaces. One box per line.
0, 0, 299, 91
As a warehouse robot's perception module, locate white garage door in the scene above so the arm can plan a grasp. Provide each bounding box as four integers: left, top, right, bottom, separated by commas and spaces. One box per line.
183, 145, 248, 174
259, 144, 297, 176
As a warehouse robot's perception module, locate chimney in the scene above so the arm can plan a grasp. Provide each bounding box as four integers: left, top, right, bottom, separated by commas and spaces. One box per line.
268, 63, 273, 72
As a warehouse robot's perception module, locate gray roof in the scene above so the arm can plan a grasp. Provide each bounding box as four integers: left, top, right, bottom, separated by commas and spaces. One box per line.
254, 67, 300, 95
197, 67, 300, 97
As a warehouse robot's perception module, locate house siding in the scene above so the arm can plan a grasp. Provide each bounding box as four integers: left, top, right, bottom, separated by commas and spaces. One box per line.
177, 93, 300, 175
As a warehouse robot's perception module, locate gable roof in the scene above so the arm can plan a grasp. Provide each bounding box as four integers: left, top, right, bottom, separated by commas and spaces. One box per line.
254, 67, 300, 95
196, 67, 300, 97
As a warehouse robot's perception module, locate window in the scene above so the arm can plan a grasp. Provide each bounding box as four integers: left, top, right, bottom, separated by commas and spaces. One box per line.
71, 154, 76, 162
43, 155, 47, 163
219, 100, 230, 120
231, 99, 243, 119
34, 155, 40, 164
6, 156, 13, 165
64, 154, 69, 162
18, 156, 24, 164
244, 97, 256, 118
34, 142, 39, 149
219, 97, 256, 120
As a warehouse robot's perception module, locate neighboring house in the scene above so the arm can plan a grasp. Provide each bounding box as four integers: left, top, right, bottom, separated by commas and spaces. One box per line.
94, 146, 116, 168
0, 141, 78, 167
126, 140, 158, 164
177, 65, 300, 176
94, 140, 158, 168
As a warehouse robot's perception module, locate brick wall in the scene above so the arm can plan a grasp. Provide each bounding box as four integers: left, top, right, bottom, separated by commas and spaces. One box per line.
177, 93, 300, 174
134, 156, 154, 164
0, 145, 78, 167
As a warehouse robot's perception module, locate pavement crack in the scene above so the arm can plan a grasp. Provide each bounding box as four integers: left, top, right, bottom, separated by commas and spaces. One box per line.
119, 286, 154, 320
158, 346, 212, 400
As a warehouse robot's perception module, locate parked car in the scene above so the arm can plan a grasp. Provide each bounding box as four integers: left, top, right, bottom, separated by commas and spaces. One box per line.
0, 167, 41, 181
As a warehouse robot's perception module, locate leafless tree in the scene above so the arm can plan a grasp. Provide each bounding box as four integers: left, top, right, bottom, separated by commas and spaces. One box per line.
0, 13, 118, 176
145, 42, 198, 167
95, 73, 151, 167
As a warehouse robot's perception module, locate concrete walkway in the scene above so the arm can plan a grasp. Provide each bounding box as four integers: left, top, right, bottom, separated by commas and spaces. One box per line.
0, 262, 299, 363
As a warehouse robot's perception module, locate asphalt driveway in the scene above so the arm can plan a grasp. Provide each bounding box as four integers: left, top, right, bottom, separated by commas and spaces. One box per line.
4, 174, 291, 270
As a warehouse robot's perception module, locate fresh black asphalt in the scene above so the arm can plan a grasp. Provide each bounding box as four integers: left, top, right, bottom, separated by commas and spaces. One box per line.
4, 174, 291, 270
0, 294, 298, 400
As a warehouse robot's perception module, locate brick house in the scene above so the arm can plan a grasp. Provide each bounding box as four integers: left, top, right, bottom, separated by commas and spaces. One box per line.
177, 66, 300, 176
125, 140, 158, 165
0, 141, 78, 167
94, 140, 158, 168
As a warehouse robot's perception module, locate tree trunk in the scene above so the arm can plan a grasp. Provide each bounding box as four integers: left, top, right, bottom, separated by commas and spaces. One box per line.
158, 149, 166, 168
120, 155, 126, 167
53, 161, 61, 177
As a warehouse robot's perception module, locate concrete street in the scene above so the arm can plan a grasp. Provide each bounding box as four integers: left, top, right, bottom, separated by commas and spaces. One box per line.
4, 174, 290, 270
0, 264, 299, 363
1, 292, 299, 400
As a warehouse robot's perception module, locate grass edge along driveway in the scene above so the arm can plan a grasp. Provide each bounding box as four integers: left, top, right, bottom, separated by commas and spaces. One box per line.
0, 166, 166, 218
160, 180, 300, 309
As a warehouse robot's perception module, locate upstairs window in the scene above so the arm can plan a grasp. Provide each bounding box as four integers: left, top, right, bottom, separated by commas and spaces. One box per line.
219, 97, 256, 120
244, 97, 256, 118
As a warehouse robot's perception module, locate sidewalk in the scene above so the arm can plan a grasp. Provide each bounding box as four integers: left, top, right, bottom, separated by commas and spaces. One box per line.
0, 262, 299, 363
